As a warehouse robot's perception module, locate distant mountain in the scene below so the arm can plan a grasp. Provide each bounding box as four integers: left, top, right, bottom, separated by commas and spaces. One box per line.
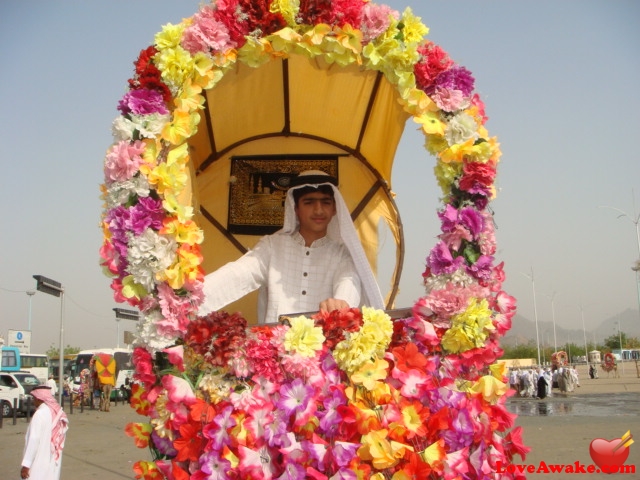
502, 309, 640, 348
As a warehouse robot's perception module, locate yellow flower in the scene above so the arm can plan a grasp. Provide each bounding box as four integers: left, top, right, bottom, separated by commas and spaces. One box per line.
490, 362, 507, 381
420, 439, 445, 467
155, 45, 195, 91
161, 108, 200, 145
469, 375, 508, 404
414, 110, 445, 136
147, 161, 188, 197
358, 429, 399, 470
238, 37, 279, 68
161, 218, 203, 245
162, 192, 195, 223
434, 160, 462, 195
268, 28, 302, 55
399, 8, 429, 43
154, 23, 185, 50
159, 244, 203, 289
351, 358, 389, 390
441, 325, 474, 354
174, 78, 204, 113
333, 308, 392, 374
269, 0, 300, 28
121, 275, 148, 300
284, 316, 325, 357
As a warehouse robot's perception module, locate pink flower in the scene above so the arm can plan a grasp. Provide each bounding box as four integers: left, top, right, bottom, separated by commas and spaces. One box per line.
162, 375, 196, 406
163, 345, 185, 372
181, 5, 233, 54
431, 86, 467, 112
238, 444, 278, 480
360, 3, 398, 43
103, 140, 145, 184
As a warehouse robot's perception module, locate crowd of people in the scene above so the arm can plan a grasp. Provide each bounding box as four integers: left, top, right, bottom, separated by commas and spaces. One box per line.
508, 365, 581, 399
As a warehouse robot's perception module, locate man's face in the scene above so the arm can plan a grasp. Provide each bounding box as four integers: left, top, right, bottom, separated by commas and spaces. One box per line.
295, 191, 336, 236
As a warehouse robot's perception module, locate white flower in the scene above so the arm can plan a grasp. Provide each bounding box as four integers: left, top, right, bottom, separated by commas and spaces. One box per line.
111, 113, 170, 141
135, 310, 177, 352
103, 176, 151, 209
424, 268, 475, 293
445, 112, 478, 146
127, 229, 176, 291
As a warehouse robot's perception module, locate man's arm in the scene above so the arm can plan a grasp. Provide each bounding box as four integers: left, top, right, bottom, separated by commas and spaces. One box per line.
323, 245, 361, 312
198, 237, 271, 316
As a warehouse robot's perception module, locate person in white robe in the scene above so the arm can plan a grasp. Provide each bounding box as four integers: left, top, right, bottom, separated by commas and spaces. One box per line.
21, 386, 69, 480
199, 170, 384, 323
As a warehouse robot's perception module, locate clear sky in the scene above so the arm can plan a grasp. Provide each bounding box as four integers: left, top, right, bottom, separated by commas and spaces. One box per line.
1, 1, 639, 353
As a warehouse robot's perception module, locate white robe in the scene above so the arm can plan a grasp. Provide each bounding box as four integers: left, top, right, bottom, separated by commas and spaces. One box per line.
22, 403, 62, 480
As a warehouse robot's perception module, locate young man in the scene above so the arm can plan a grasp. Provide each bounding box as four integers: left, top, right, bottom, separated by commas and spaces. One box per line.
21, 386, 69, 480
198, 170, 384, 323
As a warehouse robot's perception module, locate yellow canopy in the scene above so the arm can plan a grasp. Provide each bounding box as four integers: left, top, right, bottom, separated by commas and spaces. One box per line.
187, 55, 410, 323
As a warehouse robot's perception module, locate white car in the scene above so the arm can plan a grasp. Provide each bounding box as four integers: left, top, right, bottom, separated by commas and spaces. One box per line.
0, 372, 41, 417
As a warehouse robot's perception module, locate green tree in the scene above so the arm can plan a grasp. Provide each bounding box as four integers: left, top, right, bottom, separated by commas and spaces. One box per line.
46, 344, 81, 358
603, 332, 629, 351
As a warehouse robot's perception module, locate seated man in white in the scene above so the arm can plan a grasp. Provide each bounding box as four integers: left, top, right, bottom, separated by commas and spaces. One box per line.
198, 170, 384, 323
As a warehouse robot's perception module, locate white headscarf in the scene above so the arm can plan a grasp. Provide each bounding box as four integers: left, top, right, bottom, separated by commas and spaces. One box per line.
280, 170, 385, 310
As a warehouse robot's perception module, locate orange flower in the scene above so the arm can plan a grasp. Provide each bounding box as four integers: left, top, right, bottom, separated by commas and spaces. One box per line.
132, 461, 164, 480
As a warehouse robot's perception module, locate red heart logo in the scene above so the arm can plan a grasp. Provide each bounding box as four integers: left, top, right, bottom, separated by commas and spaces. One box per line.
589, 438, 630, 472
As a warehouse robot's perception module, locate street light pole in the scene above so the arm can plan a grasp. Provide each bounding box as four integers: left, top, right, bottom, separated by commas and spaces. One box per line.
26, 290, 36, 331
546, 291, 558, 353
600, 193, 640, 326
33, 275, 64, 405
580, 304, 589, 367
522, 268, 541, 366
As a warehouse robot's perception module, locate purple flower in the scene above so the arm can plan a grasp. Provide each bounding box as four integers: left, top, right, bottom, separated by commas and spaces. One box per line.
117, 88, 169, 116
318, 389, 347, 436
199, 450, 231, 479
332, 442, 360, 468
459, 207, 484, 238
276, 378, 317, 427
276, 462, 306, 480
467, 255, 494, 281
129, 196, 165, 235
430, 66, 475, 97
438, 204, 459, 233
427, 242, 465, 275
151, 431, 177, 456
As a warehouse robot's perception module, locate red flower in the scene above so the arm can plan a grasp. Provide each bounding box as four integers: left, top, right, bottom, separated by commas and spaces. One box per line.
458, 160, 497, 196
127, 46, 172, 105
186, 311, 248, 367
503, 426, 531, 461
314, 307, 363, 349
414, 42, 454, 91
173, 421, 205, 462
132, 347, 156, 387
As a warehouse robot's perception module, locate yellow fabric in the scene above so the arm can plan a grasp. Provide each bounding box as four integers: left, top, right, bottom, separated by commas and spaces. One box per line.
94, 354, 116, 386
188, 54, 409, 323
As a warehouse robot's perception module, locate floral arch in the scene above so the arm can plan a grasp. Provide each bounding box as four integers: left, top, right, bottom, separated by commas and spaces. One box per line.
100, 1, 526, 478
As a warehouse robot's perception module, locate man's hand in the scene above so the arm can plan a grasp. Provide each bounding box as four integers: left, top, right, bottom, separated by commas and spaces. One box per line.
319, 298, 349, 313
21, 466, 30, 479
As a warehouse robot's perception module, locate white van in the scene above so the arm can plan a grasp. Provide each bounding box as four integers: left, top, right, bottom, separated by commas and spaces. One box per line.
0, 372, 40, 417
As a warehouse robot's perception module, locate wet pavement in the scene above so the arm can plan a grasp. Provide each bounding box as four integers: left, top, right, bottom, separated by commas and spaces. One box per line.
507, 392, 640, 417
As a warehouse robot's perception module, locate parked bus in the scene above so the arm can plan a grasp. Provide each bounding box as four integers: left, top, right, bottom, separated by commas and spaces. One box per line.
19, 353, 49, 384
49, 354, 78, 381
0, 346, 21, 373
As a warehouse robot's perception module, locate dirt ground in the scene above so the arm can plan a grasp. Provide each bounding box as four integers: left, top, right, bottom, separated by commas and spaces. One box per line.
0, 363, 638, 479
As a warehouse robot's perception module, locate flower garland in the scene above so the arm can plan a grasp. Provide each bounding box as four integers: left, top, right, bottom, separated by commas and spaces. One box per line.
100, 1, 528, 478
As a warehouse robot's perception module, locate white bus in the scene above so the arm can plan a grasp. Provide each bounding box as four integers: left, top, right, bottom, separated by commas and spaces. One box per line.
19, 353, 49, 384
